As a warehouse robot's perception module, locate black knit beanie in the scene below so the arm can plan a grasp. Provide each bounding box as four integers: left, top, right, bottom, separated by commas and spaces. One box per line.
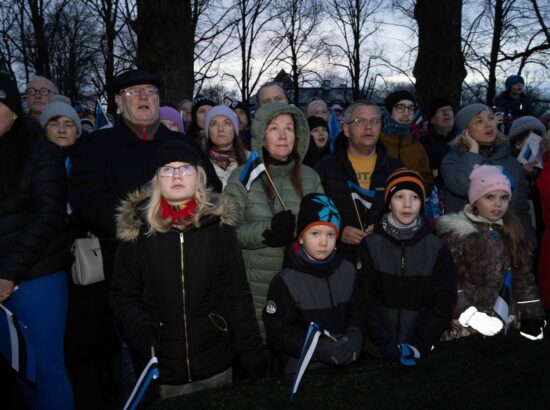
307, 116, 328, 131
151, 141, 203, 177
384, 90, 416, 114
0, 73, 23, 116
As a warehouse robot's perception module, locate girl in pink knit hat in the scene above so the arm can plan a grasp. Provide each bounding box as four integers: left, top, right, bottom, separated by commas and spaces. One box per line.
437, 165, 546, 341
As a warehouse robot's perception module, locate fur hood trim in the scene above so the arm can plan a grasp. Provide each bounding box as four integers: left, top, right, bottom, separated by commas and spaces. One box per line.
116, 186, 238, 242
436, 211, 478, 239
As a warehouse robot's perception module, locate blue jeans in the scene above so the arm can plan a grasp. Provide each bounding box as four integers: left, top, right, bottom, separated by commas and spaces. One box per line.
1, 271, 74, 410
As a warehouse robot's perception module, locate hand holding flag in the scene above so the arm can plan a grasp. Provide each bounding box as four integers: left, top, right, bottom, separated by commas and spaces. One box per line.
123, 346, 160, 410
240, 151, 286, 209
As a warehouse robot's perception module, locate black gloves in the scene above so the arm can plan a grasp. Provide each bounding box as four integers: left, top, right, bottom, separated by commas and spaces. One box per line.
520, 319, 547, 341
262, 210, 296, 247
315, 327, 364, 366
135, 325, 161, 357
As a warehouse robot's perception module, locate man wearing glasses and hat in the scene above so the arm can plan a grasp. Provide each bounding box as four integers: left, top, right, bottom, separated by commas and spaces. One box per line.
67, 68, 221, 399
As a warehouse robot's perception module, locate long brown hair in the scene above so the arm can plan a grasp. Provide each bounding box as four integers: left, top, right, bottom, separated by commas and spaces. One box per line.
262, 146, 303, 202
204, 130, 247, 165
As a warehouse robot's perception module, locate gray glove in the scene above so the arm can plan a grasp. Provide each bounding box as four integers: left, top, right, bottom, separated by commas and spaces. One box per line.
459, 306, 503, 336
315, 336, 354, 366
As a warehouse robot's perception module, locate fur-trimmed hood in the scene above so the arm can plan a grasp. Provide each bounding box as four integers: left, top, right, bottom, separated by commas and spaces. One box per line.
116, 186, 238, 242
436, 211, 478, 239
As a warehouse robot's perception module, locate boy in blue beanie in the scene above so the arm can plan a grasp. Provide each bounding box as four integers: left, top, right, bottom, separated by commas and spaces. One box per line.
494, 74, 533, 133
263, 193, 366, 374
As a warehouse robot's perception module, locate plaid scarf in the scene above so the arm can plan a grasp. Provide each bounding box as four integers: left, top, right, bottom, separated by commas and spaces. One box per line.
209, 146, 238, 171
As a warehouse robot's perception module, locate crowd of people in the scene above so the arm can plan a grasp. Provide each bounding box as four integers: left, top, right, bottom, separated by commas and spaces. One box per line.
0, 68, 549, 409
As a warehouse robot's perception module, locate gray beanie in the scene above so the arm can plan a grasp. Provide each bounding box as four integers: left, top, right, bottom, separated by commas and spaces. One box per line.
508, 116, 545, 143
455, 103, 492, 131
40, 101, 82, 136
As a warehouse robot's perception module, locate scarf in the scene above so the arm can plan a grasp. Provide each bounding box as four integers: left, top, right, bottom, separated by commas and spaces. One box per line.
381, 212, 423, 240
160, 198, 197, 224
382, 114, 412, 138
209, 146, 238, 171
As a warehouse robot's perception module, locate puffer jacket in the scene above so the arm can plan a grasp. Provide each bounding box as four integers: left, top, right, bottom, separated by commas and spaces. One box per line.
315, 135, 402, 262
0, 119, 68, 282
440, 139, 532, 235
379, 131, 432, 192
360, 218, 456, 358
224, 103, 323, 338
437, 209, 545, 339
110, 189, 266, 384
263, 243, 366, 373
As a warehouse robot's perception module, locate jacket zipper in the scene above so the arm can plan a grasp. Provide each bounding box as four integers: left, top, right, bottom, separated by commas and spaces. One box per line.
180, 232, 192, 382
397, 242, 405, 339
326, 277, 336, 331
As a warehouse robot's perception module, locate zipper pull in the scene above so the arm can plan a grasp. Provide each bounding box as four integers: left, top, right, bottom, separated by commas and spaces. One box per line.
180, 232, 184, 243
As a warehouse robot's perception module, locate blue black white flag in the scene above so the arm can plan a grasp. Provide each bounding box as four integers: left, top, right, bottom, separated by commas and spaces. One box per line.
290, 322, 334, 402
493, 268, 512, 333
239, 150, 266, 191
0, 303, 36, 382
123, 355, 159, 410
348, 181, 375, 209
94, 99, 112, 130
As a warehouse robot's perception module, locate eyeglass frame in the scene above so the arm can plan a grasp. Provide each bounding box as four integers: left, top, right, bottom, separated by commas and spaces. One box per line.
393, 104, 416, 114
119, 86, 159, 97
346, 117, 381, 128
158, 164, 196, 177
27, 88, 54, 97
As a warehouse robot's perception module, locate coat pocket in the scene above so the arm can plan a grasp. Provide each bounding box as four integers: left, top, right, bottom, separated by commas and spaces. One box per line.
208, 312, 228, 332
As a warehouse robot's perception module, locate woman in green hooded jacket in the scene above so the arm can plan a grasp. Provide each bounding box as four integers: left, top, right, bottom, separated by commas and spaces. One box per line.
224, 103, 323, 338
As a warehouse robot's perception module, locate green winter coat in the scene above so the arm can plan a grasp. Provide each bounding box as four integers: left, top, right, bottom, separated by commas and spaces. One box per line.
224, 103, 323, 338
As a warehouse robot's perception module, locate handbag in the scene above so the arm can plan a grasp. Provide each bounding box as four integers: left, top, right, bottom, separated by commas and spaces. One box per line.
71, 233, 105, 285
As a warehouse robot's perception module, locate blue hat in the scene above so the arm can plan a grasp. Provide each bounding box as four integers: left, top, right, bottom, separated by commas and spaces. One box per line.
297, 193, 341, 239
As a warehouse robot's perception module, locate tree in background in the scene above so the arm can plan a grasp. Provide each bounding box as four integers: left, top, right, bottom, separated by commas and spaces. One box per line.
413, 0, 466, 116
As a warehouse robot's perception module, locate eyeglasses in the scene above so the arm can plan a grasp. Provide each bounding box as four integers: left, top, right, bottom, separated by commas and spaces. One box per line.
347, 117, 381, 127
120, 86, 159, 96
435, 107, 453, 116
27, 88, 53, 97
158, 165, 196, 177
394, 104, 416, 114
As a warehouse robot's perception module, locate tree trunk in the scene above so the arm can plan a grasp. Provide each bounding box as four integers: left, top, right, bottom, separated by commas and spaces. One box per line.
486, 0, 503, 105
135, 0, 194, 105
413, 0, 466, 117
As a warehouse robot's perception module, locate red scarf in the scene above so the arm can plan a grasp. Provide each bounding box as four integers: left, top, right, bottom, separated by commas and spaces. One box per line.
160, 198, 197, 224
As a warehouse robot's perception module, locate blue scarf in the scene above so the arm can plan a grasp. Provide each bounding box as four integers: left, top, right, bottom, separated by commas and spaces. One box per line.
382, 114, 411, 138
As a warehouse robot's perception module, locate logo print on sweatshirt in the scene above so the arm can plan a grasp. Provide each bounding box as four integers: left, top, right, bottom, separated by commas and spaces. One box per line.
265, 300, 277, 314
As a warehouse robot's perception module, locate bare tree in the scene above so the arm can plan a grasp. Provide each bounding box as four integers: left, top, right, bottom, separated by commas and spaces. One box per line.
325, 0, 383, 100
270, 0, 327, 105
224, 0, 283, 104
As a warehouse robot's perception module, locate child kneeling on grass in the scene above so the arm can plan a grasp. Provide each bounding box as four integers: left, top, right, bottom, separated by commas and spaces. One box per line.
360, 168, 457, 366
263, 193, 366, 374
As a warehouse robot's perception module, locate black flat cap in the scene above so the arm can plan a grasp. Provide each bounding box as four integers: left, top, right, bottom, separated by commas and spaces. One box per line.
113, 69, 161, 93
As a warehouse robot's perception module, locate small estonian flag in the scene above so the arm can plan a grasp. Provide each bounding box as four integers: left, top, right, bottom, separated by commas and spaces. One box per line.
123, 355, 160, 410
348, 181, 375, 209
0, 304, 36, 382
94, 99, 112, 131
493, 268, 512, 333
239, 150, 266, 191
290, 322, 334, 402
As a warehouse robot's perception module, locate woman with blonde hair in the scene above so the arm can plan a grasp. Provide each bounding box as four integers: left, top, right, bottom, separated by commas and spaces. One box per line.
440, 103, 533, 234
110, 141, 265, 400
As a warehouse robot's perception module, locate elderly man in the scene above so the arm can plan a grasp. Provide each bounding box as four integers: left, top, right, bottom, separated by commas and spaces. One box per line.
315, 101, 402, 262
256, 82, 288, 108
380, 90, 432, 191
70, 69, 221, 279
26, 75, 59, 120
305, 99, 329, 122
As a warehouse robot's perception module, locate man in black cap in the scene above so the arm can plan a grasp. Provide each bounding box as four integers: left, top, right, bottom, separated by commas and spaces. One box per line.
67, 68, 221, 400
420, 98, 459, 188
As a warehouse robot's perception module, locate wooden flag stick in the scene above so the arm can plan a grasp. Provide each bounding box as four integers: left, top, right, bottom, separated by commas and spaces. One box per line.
351, 198, 365, 231
264, 169, 286, 210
